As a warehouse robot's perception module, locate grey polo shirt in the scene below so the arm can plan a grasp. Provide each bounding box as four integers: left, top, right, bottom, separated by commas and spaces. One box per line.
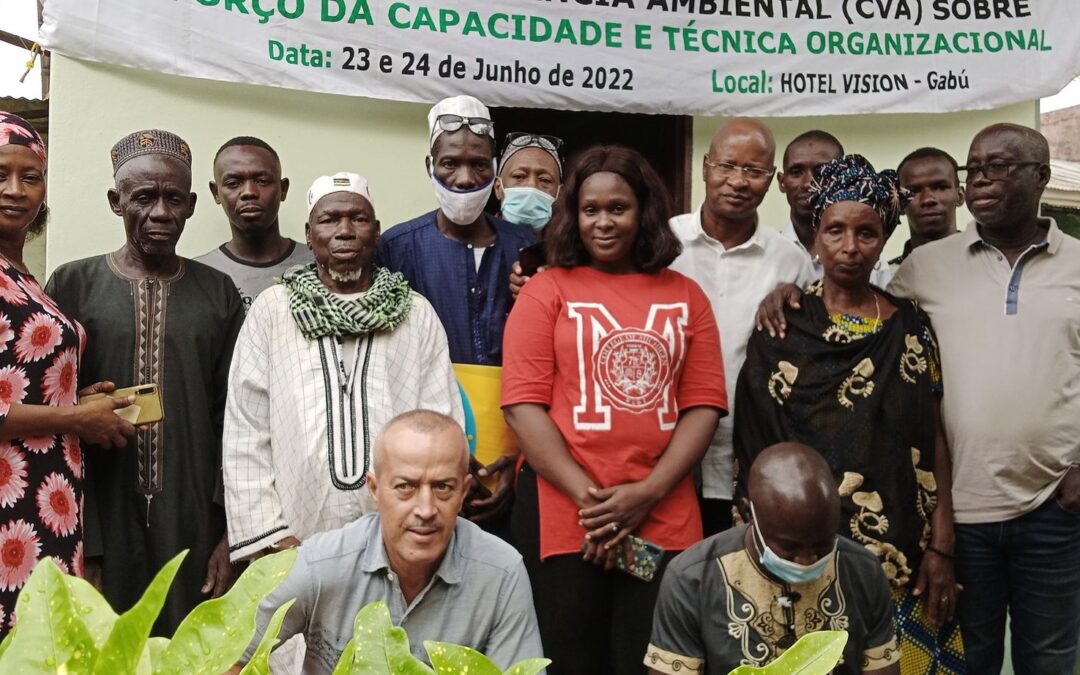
645, 526, 898, 674
243, 513, 544, 674
889, 219, 1080, 523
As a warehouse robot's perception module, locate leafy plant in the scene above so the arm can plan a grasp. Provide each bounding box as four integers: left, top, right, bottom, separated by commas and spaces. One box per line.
0, 556, 552, 675
0, 548, 296, 674
728, 630, 848, 675
331, 601, 551, 675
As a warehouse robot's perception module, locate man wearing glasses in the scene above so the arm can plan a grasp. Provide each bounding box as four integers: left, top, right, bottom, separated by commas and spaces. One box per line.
668, 117, 813, 537
887, 123, 1080, 674
376, 95, 534, 368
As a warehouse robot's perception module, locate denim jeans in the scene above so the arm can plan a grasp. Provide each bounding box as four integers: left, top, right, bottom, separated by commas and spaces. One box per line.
955, 497, 1080, 675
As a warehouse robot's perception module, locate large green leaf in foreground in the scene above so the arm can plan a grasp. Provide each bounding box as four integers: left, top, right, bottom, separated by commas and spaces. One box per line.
345, 601, 433, 675
2, 558, 99, 673
154, 547, 296, 675
729, 631, 849, 675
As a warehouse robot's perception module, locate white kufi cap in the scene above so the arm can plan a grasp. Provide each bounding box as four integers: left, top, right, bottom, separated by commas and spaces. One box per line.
306, 172, 374, 217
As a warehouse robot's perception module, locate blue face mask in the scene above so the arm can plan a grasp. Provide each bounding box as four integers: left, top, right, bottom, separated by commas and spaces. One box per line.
500, 185, 556, 231
751, 502, 836, 585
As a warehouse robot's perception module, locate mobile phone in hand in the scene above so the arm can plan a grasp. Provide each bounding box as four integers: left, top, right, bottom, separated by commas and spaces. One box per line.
518, 242, 546, 277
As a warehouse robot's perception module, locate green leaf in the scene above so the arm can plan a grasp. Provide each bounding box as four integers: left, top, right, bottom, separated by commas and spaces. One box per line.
239, 598, 295, 675
347, 601, 433, 674
154, 548, 296, 675
503, 658, 553, 675
727, 631, 849, 675
0, 558, 99, 673
330, 639, 355, 675
93, 550, 186, 675
424, 641, 500, 675
135, 637, 171, 675
62, 575, 119, 647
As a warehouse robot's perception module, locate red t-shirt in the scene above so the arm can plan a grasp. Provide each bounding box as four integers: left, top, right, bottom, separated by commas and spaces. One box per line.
502, 266, 728, 559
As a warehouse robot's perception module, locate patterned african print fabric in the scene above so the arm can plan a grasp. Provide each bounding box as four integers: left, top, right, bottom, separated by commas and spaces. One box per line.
892, 587, 966, 674
809, 154, 911, 235
0, 258, 86, 638
735, 280, 942, 589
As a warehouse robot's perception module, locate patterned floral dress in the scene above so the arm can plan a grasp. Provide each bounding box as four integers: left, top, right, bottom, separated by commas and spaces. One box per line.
0, 257, 85, 637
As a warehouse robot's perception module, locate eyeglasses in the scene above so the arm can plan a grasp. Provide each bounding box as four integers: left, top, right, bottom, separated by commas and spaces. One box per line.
431, 114, 493, 140
503, 132, 564, 156
958, 161, 1043, 182
704, 156, 775, 182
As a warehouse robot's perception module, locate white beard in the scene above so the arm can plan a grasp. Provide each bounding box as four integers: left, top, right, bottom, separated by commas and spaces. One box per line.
327, 267, 364, 283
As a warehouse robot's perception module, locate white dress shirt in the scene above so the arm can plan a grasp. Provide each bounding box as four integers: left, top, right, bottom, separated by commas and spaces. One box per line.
669, 209, 815, 499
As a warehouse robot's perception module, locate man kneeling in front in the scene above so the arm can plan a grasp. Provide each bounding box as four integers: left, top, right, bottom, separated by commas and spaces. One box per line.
229, 410, 544, 673
645, 443, 899, 674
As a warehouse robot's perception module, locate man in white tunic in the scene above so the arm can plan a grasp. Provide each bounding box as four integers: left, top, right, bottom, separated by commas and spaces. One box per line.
223, 172, 462, 562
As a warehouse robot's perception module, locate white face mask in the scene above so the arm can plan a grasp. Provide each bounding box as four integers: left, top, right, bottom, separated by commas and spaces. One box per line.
751, 502, 836, 585
429, 160, 495, 226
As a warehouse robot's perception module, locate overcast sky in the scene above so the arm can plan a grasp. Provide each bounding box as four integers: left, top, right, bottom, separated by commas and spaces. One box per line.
2, 1, 1079, 110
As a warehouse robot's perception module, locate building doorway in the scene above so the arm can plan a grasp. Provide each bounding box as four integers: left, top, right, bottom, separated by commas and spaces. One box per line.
490, 107, 693, 213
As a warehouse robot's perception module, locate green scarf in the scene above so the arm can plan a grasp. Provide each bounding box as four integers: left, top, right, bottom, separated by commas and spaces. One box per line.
281, 263, 413, 339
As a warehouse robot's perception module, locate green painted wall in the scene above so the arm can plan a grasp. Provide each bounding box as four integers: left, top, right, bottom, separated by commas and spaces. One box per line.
45, 55, 1037, 275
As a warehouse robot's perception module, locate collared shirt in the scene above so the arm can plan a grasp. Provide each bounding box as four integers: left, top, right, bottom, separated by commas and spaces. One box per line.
781, 222, 894, 288
244, 513, 545, 674
645, 526, 898, 675
889, 219, 1080, 523
375, 210, 535, 365
668, 210, 814, 499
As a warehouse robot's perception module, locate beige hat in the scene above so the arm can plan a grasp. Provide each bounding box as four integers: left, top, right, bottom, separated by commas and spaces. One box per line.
306, 172, 373, 217
428, 95, 493, 148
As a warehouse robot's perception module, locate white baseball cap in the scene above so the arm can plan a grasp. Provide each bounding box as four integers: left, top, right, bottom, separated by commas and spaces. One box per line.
306, 172, 374, 217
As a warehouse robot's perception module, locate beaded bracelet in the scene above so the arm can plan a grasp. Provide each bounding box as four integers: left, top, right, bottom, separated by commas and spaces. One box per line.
926, 545, 955, 560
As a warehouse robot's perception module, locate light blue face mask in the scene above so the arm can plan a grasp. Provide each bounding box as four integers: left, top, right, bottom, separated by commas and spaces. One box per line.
500, 186, 556, 231
751, 502, 836, 585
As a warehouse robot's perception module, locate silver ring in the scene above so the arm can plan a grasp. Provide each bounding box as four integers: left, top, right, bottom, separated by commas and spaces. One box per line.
610, 522, 620, 533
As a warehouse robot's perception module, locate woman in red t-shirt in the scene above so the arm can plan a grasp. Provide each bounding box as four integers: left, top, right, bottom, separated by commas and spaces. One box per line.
502, 145, 728, 674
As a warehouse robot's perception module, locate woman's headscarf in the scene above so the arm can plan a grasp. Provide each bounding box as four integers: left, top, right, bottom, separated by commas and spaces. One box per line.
809, 154, 910, 236
0, 111, 46, 168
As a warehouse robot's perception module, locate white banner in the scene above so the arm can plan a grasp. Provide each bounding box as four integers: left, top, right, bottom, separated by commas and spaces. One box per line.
40, 0, 1080, 116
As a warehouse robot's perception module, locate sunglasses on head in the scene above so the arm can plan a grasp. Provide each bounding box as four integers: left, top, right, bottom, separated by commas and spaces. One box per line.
432, 114, 493, 140
502, 132, 564, 154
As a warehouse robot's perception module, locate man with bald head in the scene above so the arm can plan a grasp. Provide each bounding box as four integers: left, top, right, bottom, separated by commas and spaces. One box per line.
889, 123, 1080, 673
645, 442, 899, 674
669, 118, 813, 536
47, 129, 246, 634
232, 410, 543, 674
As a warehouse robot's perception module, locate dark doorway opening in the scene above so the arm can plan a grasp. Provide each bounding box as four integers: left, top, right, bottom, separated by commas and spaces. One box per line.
490, 108, 693, 214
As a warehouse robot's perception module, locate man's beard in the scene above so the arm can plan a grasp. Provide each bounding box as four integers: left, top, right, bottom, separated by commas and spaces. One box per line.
327, 266, 364, 283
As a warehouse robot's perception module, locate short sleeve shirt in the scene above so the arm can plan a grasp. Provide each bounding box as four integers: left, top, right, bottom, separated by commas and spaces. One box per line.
646, 526, 899, 674
244, 514, 544, 674
888, 220, 1080, 522
501, 266, 728, 558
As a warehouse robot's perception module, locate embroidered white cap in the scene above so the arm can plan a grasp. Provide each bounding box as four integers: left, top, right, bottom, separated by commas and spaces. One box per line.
428, 95, 494, 147
306, 172, 374, 217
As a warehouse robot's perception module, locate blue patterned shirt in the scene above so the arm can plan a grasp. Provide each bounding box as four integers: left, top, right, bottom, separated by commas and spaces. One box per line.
375, 210, 535, 365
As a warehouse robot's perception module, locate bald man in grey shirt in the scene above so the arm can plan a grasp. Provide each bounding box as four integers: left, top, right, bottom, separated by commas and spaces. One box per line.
232, 410, 543, 674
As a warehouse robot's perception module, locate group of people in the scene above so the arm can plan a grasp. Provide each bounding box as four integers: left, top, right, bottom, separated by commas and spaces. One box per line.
0, 90, 1076, 675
